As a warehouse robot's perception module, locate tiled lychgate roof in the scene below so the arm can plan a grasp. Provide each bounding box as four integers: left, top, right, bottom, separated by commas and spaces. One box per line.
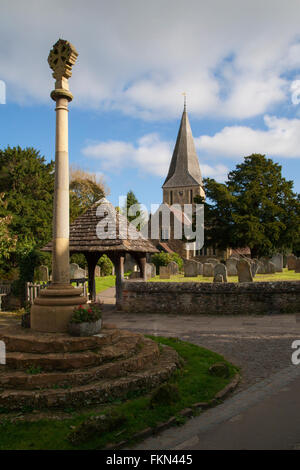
43, 198, 158, 254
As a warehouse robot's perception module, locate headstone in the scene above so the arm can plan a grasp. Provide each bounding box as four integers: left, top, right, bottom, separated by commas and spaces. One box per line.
237, 259, 253, 282
250, 259, 259, 278
214, 263, 228, 282
73, 267, 86, 279
295, 259, 300, 273
270, 254, 283, 272
95, 265, 101, 277
149, 263, 156, 277
167, 261, 179, 276
34, 265, 49, 282
196, 261, 203, 275
268, 261, 276, 274
287, 255, 297, 271
214, 273, 224, 283
226, 258, 237, 276
184, 260, 198, 277
206, 258, 219, 267
203, 263, 214, 277
70, 263, 79, 278
159, 266, 171, 279
145, 263, 155, 280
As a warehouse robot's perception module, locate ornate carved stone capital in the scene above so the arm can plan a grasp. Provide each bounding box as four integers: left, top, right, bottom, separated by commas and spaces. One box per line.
48, 39, 78, 97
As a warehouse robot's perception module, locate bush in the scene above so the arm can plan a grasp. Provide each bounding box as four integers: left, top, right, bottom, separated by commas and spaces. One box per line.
98, 254, 113, 276
151, 252, 183, 274
70, 304, 102, 324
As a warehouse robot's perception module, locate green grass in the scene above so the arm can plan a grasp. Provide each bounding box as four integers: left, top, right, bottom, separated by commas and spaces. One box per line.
149, 267, 300, 283
95, 275, 116, 293
0, 337, 237, 450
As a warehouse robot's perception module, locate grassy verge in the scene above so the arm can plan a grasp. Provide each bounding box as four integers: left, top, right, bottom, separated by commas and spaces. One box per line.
0, 337, 238, 450
149, 268, 300, 283
95, 275, 116, 293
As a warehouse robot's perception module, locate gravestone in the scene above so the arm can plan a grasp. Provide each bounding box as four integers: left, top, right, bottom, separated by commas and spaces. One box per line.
73, 267, 86, 279
270, 254, 283, 272
287, 255, 297, 270
197, 262, 203, 275
159, 266, 171, 279
250, 260, 259, 278
167, 261, 179, 276
226, 258, 237, 276
295, 259, 300, 273
70, 263, 79, 278
129, 271, 141, 279
203, 263, 214, 277
95, 265, 101, 277
34, 265, 49, 282
145, 263, 155, 280
184, 260, 198, 277
214, 263, 228, 282
149, 263, 156, 277
237, 259, 253, 282
214, 273, 224, 283
268, 261, 276, 274
206, 258, 219, 267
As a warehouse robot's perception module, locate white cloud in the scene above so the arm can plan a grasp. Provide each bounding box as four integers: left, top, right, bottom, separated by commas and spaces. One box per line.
196, 115, 300, 158
83, 133, 229, 182
2, 0, 300, 119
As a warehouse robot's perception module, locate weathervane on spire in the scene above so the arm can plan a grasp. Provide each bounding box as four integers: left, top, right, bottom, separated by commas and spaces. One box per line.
182, 92, 187, 111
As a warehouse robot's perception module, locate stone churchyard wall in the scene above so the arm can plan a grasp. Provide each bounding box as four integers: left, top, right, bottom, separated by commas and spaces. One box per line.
122, 281, 300, 315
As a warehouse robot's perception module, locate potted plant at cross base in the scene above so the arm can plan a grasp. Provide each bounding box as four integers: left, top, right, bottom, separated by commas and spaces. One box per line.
68, 303, 102, 337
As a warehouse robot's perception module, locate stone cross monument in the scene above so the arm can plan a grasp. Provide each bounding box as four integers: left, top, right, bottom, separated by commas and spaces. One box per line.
31, 39, 87, 332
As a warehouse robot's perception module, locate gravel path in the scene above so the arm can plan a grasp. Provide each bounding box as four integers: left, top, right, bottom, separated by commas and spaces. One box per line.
103, 310, 300, 391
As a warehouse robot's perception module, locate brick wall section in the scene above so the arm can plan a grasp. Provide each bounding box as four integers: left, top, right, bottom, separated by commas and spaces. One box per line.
121, 281, 300, 315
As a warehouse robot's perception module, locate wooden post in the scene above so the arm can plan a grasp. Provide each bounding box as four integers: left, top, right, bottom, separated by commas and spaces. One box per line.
84, 253, 100, 302
114, 253, 124, 309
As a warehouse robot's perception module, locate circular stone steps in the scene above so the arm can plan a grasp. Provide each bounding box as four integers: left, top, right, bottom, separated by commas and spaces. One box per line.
0, 326, 180, 410
0, 338, 160, 389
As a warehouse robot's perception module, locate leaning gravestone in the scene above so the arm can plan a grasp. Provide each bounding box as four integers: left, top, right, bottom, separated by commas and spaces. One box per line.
214, 263, 228, 282
149, 263, 156, 277
295, 259, 300, 273
184, 260, 198, 277
237, 259, 253, 282
70, 263, 79, 278
270, 254, 283, 272
160, 266, 171, 279
34, 265, 49, 282
250, 260, 259, 278
268, 261, 276, 274
203, 263, 214, 277
167, 261, 179, 276
226, 258, 237, 276
73, 267, 86, 279
287, 255, 297, 271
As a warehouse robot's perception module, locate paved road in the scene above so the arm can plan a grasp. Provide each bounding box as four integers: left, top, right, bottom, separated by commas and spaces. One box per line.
100, 288, 300, 449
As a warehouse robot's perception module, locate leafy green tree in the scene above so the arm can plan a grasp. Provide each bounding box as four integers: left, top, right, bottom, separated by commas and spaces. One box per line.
151, 252, 183, 274
196, 154, 300, 258
123, 190, 146, 231
98, 254, 114, 276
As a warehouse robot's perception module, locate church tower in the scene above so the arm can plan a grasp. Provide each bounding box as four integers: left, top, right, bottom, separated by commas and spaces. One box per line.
162, 104, 205, 206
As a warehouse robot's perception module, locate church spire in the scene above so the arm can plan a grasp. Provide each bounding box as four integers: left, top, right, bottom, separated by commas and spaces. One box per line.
162, 104, 203, 189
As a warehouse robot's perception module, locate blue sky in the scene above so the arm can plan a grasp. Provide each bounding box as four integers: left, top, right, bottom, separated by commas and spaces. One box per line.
1, 0, 300, 211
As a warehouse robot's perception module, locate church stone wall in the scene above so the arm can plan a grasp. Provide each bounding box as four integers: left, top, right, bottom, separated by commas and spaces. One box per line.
122, 281, 300, 315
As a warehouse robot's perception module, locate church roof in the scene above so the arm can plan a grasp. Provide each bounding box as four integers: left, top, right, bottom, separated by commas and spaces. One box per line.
42, 198, 158, 254
162, 107, 203, 188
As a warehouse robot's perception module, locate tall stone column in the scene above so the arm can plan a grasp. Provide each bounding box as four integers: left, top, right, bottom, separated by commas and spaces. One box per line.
31, 39, 87, 333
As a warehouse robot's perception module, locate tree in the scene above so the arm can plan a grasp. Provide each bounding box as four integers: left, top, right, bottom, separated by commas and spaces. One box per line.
123, 190, 145, 231
196, 154, 300, 258
70, 167, 109, 220
151, 252, 183, 274
0, 146, 55, 249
